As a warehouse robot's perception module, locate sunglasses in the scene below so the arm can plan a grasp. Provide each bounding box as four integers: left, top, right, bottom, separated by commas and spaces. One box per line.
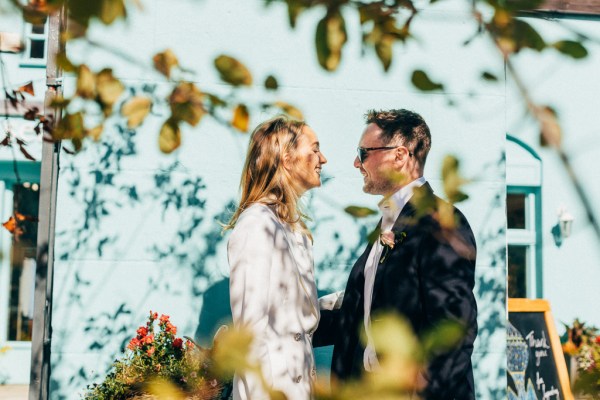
356, 146, 413, 163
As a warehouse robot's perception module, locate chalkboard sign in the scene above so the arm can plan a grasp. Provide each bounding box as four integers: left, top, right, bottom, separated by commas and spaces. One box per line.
507, 299, 573, 400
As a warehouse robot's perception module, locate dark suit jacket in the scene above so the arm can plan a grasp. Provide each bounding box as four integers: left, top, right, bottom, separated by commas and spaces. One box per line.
314, 183, 478, 400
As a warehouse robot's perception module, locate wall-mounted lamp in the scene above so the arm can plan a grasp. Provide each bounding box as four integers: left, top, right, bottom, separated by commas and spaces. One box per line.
558, 207, 574, 239
552, 207, 574, 247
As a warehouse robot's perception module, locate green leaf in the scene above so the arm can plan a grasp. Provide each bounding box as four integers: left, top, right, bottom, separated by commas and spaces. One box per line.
481, 71, 498, 81
99, 0, 127, 25
214, 55, 253, 86
264, 75, 279, 90
512, 19, 546, 52
421, 320, 466, 358
344, 205, 378, 218
315, 10, 348, 71
411, 70, 444, 92
553, 40, 588, 59
159, 118, 181, 154
442, 155, 469, 204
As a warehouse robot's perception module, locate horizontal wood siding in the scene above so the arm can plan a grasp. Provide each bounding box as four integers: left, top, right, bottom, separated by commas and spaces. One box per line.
539, 0, 600, 14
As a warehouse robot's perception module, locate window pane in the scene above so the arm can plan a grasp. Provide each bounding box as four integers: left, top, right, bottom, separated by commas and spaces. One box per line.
31, 24, 46, 34
507, 193, 526, 229
29, 39, 45, 59
508, 245, 527, 298
7, 183, 39, 341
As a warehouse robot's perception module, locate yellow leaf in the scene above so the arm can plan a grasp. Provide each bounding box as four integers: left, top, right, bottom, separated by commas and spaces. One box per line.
54, 112, 85, 141
159, 119, 181, 153
537, 105, 561, 148
169, 82, 205, 126
87, 125, 103, 142
212, 326, 254, 376
231, 104, 250, 132
273, 101, 304, 120
146, 378, 185, 400
153, 49, 179, 79
121, 96, 152, 128
214, 55, 253, 86
344, 205, 377, 218
76, 65, 96, 99
96, 68, 124, 111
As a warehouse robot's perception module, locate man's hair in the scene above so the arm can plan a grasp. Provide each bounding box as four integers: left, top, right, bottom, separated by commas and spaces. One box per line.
365, 109, 431, 167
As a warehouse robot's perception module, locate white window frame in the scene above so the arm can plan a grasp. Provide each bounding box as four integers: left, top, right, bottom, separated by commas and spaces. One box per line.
506, 134, 543, 299
20, 21, 48, 68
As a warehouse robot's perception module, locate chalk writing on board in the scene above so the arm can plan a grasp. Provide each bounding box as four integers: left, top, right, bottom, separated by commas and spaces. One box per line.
525, 330, 551, 366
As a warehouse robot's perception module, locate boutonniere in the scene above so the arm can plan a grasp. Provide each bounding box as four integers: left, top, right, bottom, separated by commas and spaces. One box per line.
379, 230, 407, 264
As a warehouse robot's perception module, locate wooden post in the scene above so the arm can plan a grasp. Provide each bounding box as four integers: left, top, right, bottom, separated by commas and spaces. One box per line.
28, 7, 64, 400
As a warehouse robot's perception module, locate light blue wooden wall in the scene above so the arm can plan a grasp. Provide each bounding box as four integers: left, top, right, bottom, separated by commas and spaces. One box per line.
51, 1, 506, 398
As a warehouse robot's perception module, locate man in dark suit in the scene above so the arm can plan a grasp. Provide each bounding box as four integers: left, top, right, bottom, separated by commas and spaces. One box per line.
314, 109, 478, 399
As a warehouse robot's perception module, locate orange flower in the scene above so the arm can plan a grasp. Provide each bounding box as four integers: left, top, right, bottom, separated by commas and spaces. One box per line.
127, 337, 141, 350
146, 346, 155, 356
136, 326, 148, 338
143, 334, 154, 345
173, 338, 183, 349
159, 314, 170, 324
185, 339, 194, 348
595, 336, 600, 344
165, 322, 177, 335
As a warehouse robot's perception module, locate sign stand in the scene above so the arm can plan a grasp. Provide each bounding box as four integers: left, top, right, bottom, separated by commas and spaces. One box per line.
508, 298, 573, 400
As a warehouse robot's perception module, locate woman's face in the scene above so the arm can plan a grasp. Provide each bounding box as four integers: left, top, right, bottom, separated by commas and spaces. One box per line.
288, 126, 328, 195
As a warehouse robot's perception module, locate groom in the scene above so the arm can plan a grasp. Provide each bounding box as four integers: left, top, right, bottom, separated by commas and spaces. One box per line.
315, 109, 478, 399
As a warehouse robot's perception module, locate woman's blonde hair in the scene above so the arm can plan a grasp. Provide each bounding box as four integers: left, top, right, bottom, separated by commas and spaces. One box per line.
224, 115, 311, 237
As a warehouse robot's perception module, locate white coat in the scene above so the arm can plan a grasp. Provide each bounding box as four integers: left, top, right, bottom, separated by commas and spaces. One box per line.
228, 203, 320, 400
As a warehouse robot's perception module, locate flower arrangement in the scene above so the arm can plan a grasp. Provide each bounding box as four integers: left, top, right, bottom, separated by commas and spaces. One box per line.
562, 319, 600, 399
83, 311, 230, 400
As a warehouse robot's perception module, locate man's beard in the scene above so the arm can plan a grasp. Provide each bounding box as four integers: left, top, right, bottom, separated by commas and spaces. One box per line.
363, 177, 395, 195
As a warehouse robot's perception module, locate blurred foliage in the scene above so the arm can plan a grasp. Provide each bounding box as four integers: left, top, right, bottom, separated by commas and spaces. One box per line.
561, 319, 600, 399
1, 0, 592, 154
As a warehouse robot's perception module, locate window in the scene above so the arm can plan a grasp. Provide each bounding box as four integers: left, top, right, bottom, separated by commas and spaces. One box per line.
506, 135, 543, 298
21, 21, 47, 67
7, 183, 39, 341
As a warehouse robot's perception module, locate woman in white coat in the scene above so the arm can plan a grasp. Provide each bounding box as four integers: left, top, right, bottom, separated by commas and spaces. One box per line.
225, 116, 327, 400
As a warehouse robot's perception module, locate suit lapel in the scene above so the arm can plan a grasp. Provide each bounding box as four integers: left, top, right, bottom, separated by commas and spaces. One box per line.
370, 183, 434, 306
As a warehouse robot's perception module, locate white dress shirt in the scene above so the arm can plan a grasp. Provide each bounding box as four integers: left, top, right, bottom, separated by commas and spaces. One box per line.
363, 177, 426, 371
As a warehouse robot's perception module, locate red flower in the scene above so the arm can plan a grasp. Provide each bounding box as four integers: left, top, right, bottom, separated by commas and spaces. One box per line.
136, 326, 148, 338
127, 337, 141, 350
146, 346, 155, 356
173, 338, 183, 349
143, 334, 154, 345
595, 335, 600, 344
159, 314, 170, 324
165, 322, 177, 335
149, 311, 158, 320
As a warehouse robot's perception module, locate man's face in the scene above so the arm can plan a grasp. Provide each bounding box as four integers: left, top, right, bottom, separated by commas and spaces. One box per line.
354, 123, 405, 196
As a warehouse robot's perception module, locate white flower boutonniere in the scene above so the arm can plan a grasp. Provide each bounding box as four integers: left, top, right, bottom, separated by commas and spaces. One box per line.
379, 230, 407, 264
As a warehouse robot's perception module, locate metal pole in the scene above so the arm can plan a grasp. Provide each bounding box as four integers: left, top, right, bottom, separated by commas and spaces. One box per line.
28, 6, 64, 400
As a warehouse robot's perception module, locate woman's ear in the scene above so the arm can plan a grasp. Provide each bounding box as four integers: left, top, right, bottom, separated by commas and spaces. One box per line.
282, 152, 293, 172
